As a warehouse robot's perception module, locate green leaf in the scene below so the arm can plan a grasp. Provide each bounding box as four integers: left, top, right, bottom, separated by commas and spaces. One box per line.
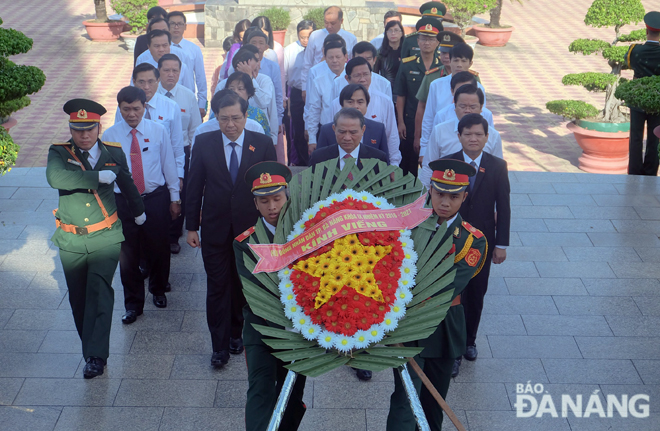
247, 301, 292, 328
415, 235, 453, 282
271, 347, 328, 362
291, 355, 350, 377
364, 346, 424, 357
618, 29, 646, 42
615, 75, 660, 114
262, 338, 318, 350
584, 0, 645, 29
242, 254, 279, 296
383, 327, 438, 345
546, 99, 600, 121
284, 351, 343, 372
251, 324, 303, 340
347, 354, 408, 370
568, 38, 610, 55
562, 72, 616, 92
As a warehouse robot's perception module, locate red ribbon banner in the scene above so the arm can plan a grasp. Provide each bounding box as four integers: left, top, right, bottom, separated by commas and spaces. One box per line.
249, 195, 432, 273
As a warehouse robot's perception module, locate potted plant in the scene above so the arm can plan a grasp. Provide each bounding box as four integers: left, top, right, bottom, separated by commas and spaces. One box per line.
110, 0, 158, 51
0, 18, 46, 173
303, 8, 325, 32
83, 0, 125, 41
616, 75, 660, 116
546, 0, 646, 174
472, 0, 521, 47
443, 0, 497, 43
261, 7, 291, 47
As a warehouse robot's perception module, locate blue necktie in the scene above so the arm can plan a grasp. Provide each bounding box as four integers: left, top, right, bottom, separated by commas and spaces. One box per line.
229, 142, 239, 184
469, 161, 477, 190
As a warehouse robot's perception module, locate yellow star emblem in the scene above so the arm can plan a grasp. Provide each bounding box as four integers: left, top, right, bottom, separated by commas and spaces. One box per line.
293, 234, 391, 309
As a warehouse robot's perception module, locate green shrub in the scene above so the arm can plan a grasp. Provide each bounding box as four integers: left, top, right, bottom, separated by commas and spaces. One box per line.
615, 76, 660, 114
546, 100, 600, 121
110, 0, 158, 34
303, 8, 325, 31
444, 0, 498, 37
0, 127, 19, 175
261, 7, 291, 31
0, 96, 30, 119
546, 0, 646, 123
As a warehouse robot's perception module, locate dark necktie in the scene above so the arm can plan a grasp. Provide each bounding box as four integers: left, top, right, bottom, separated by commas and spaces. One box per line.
144, 105, 151, 120
82, 151, 90, 161
165, 91, 173, 98
229, 142, 239, 184
469, 161, 477, 191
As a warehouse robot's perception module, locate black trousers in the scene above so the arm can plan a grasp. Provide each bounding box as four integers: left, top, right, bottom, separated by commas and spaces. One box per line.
628, 109, 660, 176
116, 186, 170, 312
289, 87, 308, 166
462, 244, 494, 346
202, 233, 246, 352
400, 116, 418, 177
170, 145, 190, 243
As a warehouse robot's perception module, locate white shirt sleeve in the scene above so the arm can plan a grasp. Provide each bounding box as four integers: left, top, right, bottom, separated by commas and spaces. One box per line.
187, 93, 203, 145
301, 32, 320, 91
420, 86, 437, 157
489, 129, 504, 159
304, 79, 324, 145
158, 125, 181, 201
251, 75, 273, 110
382, 100, 401, 167
192, 45, 208, 110
419, 124, 442, 188
169, 106, 186, 178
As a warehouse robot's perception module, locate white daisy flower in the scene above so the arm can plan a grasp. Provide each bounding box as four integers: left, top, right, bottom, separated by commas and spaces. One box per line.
396, 288, 413, 306
291, 311, 309, 331
365, 325, 385, 343
334, 335, 355, 353
318, 331, 335, 349
352, 330, 371, 349
400, 262, 417, 279
280, 291, 297, 308
403, 248, 418, 263
388, 303, 406, 319
380, 317, 398, 332
301, 323, 322, 340
283, 303, 301, 320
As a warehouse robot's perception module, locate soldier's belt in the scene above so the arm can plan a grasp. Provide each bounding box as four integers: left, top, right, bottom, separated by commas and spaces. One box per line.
54, 210, 118, 235
451, 294, 461, 307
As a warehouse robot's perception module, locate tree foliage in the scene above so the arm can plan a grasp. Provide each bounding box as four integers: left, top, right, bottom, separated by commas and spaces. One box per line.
0, 127, 19, 175
110, 0, 158, 34
615, 76, 660, 114
562, 72, 617, 92
260, 7, 291, 31
303, 8, 325, 31
443, 0, 498, 37
618, 28, 646, 42
546, 100, 600, 121
584, 0, 645, 29
569, 39, 610, 55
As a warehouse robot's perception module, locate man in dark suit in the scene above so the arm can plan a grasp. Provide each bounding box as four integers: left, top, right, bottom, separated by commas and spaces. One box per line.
186, 90, 277, 368
316, 84, 389, 163
445, 113, 510, 377
309, 107, 388, 168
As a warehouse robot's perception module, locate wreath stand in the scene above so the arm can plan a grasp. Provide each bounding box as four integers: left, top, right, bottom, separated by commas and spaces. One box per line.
266, 357, 467, 431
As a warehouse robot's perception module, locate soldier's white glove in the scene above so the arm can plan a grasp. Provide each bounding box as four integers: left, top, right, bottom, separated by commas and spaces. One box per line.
98, 170, 117, 184
134, 213, 147, 225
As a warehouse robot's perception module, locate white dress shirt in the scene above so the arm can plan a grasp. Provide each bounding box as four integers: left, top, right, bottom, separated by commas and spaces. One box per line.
103, 118, 180, 201
171, 38, 208, 109
434, 104, 495, 129
301, 28, 357, 89
229, 58, 283, 123
305, 61, 333, 93
223, 130, 244, 169
263, 218, 276, 235
135, 49, 194, 93
338, 144, 361, 170
305, 72, 342, 144
191, 118, 265, 149
82, 142, 101, 169
158, 83, 203, 147
333, 71, 393, 100
284, 41, 305, 89
370, 33, 385, 50
216, 74, 278, 145
419, 119, 503, 187
115, 93, 185, 178
421, 74, 487, 155
331, 90, 401, 167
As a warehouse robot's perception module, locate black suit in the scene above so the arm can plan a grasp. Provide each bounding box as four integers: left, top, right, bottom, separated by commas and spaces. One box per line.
308, 143, 388, 168
446, 150, 511, 346
186, 129, 277, 351
316, 119, 390, 164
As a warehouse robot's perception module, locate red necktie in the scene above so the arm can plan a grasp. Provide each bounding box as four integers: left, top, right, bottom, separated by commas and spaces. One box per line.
343, 153, 354, 181
130, 129, 146, 194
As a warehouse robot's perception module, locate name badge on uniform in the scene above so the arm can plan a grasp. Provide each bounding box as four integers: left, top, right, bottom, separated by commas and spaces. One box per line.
67, 159, 82, 166
105, 163, 117, 166
412, 47, 420, 51
409, 71, 421, 75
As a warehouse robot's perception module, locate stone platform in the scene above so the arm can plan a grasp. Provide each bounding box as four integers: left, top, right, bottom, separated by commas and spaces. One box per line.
1, 168, 659, 430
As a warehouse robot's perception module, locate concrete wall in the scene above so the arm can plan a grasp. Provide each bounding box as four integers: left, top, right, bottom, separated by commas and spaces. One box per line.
205, 0, 397, 47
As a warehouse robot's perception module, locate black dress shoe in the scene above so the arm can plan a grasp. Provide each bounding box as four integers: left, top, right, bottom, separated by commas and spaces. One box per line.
452, 358, 461, 378
83, 357, 105, 379
229, 337, 244, 354
464, 344, 478, 361
355, 368, 372, 381
153, 294, 167, 308
211, 350, 230, 368
165, 282, 171, 292
170, 243, 181, 254
121, 310, 142, 324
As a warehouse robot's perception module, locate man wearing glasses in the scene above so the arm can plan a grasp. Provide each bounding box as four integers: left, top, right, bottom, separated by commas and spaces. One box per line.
393, 17, 441, 177
167, 11, 208, 118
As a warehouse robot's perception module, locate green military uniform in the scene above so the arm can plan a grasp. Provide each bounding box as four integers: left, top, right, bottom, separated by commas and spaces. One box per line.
626, 11, 660, 176
400, 2, 446, 58
387, 160, 487, 431
234, 162, 306, 431
415, 32, 469, 104
47, 99, 144, 377
394, 18, 442, 177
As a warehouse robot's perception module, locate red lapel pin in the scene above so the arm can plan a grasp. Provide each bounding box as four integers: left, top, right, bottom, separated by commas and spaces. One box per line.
479, 167, 485, 173
144, 138, 150, 143
249, 145, 255, 152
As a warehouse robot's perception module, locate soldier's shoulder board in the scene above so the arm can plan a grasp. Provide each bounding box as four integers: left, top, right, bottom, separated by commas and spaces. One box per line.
52, 142, 69, 146
402, 55, 417, 63
235, 226, 255, 242
469, 70, 479, 76
425, 67, 440, 75
103, 141, 122, 148
462, 220, 484, 238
